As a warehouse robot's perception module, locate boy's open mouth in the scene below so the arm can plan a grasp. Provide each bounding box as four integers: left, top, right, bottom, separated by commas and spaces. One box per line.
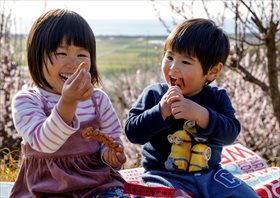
170, 76, 184, 88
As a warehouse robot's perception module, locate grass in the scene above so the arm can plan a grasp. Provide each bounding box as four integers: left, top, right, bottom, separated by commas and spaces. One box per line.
0, 148, 20, 182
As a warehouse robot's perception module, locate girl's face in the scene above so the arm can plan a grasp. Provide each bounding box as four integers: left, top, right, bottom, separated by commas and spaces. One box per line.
162, 50, 208, 97
43, 39, 91, 94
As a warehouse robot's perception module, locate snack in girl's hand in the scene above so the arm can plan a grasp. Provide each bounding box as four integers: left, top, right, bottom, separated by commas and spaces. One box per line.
76, 62, 88, 72
82, 127, 123, 152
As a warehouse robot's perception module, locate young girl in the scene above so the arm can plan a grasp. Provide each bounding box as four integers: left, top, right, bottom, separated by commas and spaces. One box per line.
10, 9, 126, 197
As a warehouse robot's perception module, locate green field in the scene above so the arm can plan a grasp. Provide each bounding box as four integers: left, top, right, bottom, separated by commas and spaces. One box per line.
96, 36, 165, 74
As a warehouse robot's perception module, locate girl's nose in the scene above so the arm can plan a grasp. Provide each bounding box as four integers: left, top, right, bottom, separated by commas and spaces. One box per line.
66, 60, 79, 70
66, 64, 77, 71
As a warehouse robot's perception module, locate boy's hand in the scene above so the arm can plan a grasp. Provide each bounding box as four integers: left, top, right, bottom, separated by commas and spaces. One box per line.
166, 86, 183, 104
160, 93, 172, 120
165, 86, 209, 129
160, 86, 182, 120
102, 147, 127, 168
166, 86, 199, 120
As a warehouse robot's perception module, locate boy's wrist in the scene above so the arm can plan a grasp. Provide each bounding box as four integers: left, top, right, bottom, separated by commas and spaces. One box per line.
195, 106, 209, 129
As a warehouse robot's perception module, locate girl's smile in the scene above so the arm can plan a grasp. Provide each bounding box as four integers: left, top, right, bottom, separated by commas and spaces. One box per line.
43, 38, 91, 94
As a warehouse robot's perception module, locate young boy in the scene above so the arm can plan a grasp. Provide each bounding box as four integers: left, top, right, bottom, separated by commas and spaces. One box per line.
125, 18, 258, 197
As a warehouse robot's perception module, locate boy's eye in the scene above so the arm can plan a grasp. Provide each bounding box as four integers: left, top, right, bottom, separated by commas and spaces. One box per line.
166, 55, 173, 61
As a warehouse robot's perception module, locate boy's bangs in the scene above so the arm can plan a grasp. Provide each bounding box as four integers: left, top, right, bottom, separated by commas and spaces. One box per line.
169, 35, 197, 58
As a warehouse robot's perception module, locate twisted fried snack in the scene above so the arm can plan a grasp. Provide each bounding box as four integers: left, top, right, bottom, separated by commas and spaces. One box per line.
82, 127, 123, 152
76, 62, 88, 72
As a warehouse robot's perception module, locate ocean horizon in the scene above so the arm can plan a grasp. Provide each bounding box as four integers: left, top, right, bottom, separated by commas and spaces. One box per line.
89, 19, 170, 36
15, 18, 235, 36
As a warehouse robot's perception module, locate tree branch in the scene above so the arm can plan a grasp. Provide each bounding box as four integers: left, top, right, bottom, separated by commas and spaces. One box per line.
227, 57, 270, 92
240, 0, 266, 33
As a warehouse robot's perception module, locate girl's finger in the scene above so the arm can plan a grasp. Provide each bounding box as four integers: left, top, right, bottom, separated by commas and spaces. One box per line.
78, 72, 91, 90
64, 69, 80, 85
116, 152, 126, 164
80, 85, 93, 101
69, 69, 87, 89
76, 62, 89, 73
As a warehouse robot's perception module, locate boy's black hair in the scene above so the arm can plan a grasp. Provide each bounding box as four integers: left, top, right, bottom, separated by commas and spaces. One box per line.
27, 9, 100, 89
163, 18, 230, 75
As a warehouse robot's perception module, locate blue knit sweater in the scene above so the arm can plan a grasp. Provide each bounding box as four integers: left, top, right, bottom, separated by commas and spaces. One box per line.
125, 83, 240, 172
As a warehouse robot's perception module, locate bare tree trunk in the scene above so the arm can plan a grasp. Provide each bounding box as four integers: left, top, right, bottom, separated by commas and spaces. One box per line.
265, 22, 280, 124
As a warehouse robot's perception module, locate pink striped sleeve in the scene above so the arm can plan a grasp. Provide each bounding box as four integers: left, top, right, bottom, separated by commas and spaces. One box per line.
12, 90, 79, 153
95, 90, 123, 140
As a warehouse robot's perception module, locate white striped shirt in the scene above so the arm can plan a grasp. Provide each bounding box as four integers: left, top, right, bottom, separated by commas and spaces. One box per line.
12, 87, 122, 153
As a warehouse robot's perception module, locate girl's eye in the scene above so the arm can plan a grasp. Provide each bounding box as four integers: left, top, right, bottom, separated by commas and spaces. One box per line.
182, 60, 190, 64
78, 54, 88, 57
55, 52, 67, 56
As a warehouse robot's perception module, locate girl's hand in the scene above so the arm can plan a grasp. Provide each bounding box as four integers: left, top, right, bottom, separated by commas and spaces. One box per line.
102, 146, 127, 169
62, 67, 93, 103
56, 63, 93, 125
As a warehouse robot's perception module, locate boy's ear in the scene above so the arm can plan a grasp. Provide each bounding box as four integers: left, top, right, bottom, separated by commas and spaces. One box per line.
206, 63, 223, 82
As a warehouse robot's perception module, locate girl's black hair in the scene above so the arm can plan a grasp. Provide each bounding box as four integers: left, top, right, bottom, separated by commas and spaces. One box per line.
163, 18, 230, 75
27, 9, 100, 89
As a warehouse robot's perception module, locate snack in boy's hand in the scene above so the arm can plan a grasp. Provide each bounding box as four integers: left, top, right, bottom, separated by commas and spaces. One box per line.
76, 62, 88, 72
82, 127, 123, 152
170, 78, 184, 88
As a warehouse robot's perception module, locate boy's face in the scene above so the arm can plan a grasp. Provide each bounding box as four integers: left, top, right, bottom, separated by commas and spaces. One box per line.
161, 50, 208, 97
43, 38, 91, 94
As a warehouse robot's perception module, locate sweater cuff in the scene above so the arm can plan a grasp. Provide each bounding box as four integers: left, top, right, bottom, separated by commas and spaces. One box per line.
53, 106, 80, 133
196, 107, 217, 137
